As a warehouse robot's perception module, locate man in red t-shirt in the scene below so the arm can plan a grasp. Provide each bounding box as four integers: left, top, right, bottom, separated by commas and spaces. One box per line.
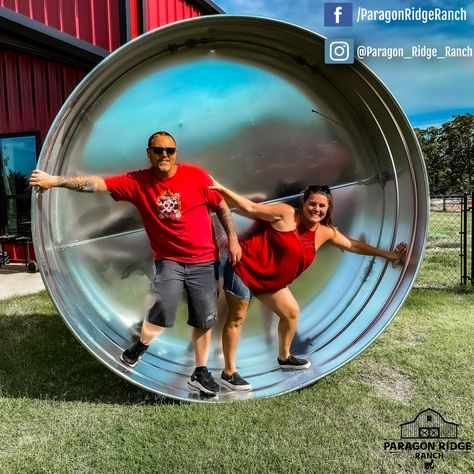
30, 131, 241, 396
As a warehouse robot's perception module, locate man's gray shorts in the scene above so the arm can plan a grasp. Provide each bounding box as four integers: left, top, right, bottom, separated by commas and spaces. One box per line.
146, 259, 219, 329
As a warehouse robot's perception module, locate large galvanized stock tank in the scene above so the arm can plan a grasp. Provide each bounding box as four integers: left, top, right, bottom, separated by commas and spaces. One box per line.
33, 15, 428, 401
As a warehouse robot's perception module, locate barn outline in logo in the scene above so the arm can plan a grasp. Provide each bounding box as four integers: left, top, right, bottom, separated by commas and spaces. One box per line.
400, 408, 458, 439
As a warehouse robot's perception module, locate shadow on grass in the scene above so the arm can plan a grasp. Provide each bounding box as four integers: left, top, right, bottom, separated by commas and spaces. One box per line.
0, 309, 181, 406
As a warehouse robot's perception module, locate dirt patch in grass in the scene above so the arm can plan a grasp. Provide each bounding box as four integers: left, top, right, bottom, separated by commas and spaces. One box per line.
381, 329, 425, 349
360, 361, 416, 402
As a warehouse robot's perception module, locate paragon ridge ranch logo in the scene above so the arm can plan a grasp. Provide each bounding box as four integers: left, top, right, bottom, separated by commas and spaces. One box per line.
383, 409, 472, 469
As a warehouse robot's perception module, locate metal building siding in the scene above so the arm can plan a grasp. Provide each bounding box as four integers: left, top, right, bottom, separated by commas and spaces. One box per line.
0, 49, 87, 143
0, 0, 121, 51
129, 0, 140, 38
145, 0, 202, 32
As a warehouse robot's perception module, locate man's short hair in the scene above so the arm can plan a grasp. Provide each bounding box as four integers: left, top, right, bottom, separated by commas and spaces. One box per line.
147, 131, 176, 147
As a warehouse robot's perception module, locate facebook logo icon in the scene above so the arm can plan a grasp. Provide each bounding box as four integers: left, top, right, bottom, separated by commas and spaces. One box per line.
324, 3, 353, 26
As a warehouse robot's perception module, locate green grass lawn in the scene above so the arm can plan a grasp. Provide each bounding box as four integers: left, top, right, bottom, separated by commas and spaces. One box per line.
1, 289, 473, 473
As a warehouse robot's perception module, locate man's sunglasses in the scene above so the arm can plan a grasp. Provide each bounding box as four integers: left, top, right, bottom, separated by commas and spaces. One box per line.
150, 147, 176, 155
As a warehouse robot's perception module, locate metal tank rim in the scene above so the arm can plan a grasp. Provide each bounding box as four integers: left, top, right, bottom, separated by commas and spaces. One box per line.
32, 14, 429, 402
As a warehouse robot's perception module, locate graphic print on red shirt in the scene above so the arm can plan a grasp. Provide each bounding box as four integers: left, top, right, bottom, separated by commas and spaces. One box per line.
158, 189, 182, 220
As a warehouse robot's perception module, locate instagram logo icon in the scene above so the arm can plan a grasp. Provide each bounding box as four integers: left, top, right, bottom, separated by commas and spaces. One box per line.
325, 39, 354, 64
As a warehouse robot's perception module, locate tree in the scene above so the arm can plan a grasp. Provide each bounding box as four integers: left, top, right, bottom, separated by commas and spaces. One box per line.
440, 113, 474, 193
414, 126, 446, 195
415, 113, 474, 195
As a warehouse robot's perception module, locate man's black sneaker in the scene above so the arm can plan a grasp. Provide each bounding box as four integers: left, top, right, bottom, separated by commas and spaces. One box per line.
120, 340, 149, 367
220, 371, 252, 391
277, 355, 311, 370
188, 367, 220, 395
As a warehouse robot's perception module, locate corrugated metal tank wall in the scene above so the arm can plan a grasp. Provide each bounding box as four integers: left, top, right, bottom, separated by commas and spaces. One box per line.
0, 49, 87, 142
0, 0, 122, 51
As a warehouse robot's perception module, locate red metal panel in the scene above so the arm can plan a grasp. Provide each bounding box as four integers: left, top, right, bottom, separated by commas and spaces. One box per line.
0, 0, 122, 51
32, 57, 50, 133
107, 0, 120, 51
0, 0, 14, 9
15, 0, 32, 17
168, 0, 177, 23
176, 0, 184, 20
145, 0, 156, 28
93, 0, 104, 47
183, 0, 201, 20
46, 63, 63, 119
1, 0, 212, 50
129, 0, 140, 39
144, 0, 202, 32
3, 52, 21, 131
43, 0, 61, 31
77, 0, 94, 45
17, 54, 34, 128
0, 49, 87, 145
0, 52, 8, 127
93, 0, 108, 50
30, 0, 45, 23
60, 0, 77, 37
1, 242, 36, 263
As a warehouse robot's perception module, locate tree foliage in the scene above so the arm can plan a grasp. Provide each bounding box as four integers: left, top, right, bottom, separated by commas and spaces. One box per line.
414, 113, 474, 196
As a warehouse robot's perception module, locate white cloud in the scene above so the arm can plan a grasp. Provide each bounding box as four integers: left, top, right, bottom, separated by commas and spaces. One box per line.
372, 59, 474, 115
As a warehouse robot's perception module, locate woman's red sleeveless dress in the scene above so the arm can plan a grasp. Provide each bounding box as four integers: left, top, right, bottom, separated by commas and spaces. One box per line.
235, 221, 316, 293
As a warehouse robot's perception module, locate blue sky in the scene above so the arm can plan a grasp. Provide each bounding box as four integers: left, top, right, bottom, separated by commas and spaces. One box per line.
0, 136, 37, 176
214, 0, 474, 128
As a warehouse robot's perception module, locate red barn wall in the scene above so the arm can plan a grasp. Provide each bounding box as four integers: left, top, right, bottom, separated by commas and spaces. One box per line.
0, 0, 122, 51
0, 49, 87, 143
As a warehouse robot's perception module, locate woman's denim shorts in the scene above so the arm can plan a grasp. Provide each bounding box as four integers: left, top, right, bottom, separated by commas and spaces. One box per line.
223, 260, 252, 301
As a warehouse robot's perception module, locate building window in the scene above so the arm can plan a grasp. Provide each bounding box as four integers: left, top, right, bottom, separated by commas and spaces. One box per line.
0, 134, 38, 237
427, 415, 432, 422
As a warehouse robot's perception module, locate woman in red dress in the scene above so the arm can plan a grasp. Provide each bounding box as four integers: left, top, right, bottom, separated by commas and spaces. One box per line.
210, 180, 407, 391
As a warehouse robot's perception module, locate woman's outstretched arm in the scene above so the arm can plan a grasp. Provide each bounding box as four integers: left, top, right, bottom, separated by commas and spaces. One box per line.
327, 228, 407, 268
210, 177, 293, 223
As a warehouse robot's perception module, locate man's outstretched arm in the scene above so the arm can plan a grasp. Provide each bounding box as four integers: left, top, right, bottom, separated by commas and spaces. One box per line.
29, 170, 108, 193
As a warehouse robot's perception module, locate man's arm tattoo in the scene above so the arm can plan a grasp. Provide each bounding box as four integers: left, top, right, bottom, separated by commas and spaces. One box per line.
57, 176, 97, 192
216, 206, 237, 238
